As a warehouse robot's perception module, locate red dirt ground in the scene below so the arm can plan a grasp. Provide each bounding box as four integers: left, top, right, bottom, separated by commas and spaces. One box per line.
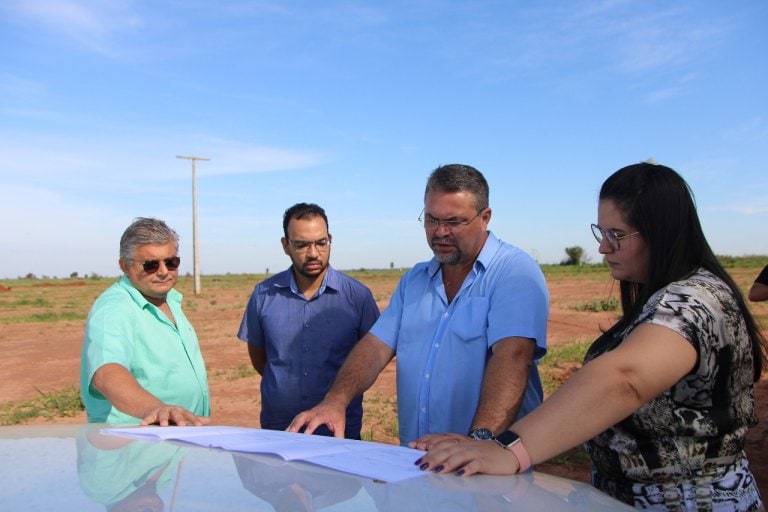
0, 270, 765, 496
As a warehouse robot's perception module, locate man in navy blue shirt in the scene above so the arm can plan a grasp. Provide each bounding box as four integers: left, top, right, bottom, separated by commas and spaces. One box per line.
237, 203, 380, 438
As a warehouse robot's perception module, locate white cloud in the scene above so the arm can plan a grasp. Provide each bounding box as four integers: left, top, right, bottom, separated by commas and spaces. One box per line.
2, 0, 142, 55
644, 73, 697, 104
184, 137, 329, 176
0, 131, 328, 186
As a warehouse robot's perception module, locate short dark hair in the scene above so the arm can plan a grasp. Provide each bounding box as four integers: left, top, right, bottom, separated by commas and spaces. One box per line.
424, 164, 489, 211
282, 203, 329, 238
119, 217, 179, 261
599, 162, 766, 379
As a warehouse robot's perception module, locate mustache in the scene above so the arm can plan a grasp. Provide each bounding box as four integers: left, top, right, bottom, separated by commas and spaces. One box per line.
431, 237, 456, 246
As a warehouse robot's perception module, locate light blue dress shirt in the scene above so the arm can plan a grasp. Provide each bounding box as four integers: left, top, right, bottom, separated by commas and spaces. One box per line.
370, 232, 549, 445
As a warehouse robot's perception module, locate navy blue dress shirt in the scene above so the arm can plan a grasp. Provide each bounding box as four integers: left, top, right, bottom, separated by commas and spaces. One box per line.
237, 266, 379, 437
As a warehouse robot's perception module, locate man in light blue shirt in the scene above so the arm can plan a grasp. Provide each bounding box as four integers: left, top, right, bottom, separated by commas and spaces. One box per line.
238, 203, 379, 438
289, 164, 549, 446
80, 217, 210, 426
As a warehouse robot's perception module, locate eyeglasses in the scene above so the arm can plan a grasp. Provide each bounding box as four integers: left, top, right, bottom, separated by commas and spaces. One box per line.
591, 224, 639, 251
418, 209, 484, 231
287, 238, 331, 251
138, 256, 181, 274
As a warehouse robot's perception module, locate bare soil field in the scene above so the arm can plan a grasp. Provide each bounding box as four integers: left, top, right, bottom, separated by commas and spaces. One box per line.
0, 266, 765, 495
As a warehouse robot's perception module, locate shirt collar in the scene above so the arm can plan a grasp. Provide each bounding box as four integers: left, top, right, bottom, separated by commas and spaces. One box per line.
280, 265, 339, 297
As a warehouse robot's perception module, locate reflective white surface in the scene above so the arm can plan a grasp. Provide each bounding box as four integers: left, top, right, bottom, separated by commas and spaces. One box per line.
0, 424, 633, 511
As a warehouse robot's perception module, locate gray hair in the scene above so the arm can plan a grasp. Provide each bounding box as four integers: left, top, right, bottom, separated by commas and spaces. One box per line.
119, 217, 179, 261
424, 164, 489, 211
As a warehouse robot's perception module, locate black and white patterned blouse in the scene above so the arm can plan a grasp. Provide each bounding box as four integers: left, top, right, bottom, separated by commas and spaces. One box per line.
583, 268, 763, 511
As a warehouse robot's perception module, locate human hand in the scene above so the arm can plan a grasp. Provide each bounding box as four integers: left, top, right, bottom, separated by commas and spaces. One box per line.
286, 401, 346, 438
408, 432, 472, 451
414, 438, 520, 476
140, 404, 210, 426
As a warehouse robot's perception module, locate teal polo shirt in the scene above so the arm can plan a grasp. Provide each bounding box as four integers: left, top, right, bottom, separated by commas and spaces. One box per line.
80, 275, 210, 424
76, 425, 187, 506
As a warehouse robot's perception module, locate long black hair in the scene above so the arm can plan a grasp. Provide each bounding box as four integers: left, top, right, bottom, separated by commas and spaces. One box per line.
595, 162, 766, 381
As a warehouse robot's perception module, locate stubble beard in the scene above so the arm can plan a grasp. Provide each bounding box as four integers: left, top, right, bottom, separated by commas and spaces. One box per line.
431, 238, 463, 265
297, 258, 326, 279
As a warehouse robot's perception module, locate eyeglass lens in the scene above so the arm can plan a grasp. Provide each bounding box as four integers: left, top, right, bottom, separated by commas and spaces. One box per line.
591, 224, 621, 250
419, 210, 482, 230
290, 239, 330, 250
142, 257, 181, 273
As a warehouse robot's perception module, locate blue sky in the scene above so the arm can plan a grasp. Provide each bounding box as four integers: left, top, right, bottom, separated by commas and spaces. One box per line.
1, 0, 766, 279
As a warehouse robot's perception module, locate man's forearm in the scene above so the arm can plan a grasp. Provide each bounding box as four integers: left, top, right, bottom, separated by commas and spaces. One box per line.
325, 333, 394, 406
470, 337, 536, 433
92, 363, 164, 418
247, 344, 266, 375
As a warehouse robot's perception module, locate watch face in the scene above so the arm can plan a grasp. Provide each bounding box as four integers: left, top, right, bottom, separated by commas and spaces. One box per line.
469, 428, 494, 441
494, 430, 520, 448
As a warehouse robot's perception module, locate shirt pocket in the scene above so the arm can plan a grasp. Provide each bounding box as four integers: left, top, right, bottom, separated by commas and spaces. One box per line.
451, 296, 490, 344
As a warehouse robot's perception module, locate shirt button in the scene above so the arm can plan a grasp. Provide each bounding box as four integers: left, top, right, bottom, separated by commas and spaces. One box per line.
421, 407, 427, 413
303, 372, 308, 376
425, 373, 430, 379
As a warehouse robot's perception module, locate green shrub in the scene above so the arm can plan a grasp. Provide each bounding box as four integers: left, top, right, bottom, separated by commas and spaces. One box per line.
0, 386, 84, 425
570, 298, 619, 312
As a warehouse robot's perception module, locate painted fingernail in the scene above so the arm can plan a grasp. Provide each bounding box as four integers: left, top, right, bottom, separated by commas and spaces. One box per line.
456, 469, 465, 476
433, 465, 444, 473
414, 457, 423, 465
419, 462, 429, 470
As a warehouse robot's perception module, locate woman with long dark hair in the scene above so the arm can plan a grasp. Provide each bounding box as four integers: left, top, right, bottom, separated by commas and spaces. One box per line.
415, 163, 766, 511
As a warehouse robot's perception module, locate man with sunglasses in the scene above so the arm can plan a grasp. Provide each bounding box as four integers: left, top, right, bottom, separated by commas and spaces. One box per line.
237, 203, 379, 438
80, 217, 210, 426
289, 165, 549, 449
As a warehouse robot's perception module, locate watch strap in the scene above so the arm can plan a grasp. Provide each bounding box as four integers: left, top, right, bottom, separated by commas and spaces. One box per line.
495, 431, 531, 473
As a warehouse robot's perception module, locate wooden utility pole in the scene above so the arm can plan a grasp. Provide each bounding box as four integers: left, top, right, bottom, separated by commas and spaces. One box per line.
176, 155, 210, 295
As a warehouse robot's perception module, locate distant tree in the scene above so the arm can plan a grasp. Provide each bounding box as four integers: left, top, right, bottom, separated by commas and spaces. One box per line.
70, 272, 79, 279
24, 272, 37, 280
390, 262, 394, 270
561, 246, 589, 266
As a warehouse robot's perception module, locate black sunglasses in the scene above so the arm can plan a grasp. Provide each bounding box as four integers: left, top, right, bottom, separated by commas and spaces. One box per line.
139, 256, 181, 274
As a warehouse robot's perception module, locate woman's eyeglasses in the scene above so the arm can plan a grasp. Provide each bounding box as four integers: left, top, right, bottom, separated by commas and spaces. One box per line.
590, 224, 639, 251
139, 256, 181, 274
